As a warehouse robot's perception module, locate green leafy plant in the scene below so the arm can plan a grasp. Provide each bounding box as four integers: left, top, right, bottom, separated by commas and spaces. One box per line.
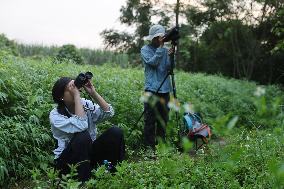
56, 44, 83, 64
0, 51, 283, 188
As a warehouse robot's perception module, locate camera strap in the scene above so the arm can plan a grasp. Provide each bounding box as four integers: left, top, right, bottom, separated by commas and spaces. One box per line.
84, 102, 92, 128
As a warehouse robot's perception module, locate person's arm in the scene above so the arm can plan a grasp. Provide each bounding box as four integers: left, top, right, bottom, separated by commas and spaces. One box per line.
141, 47, 165, 67
68, 80, 86, 118
90, 91, 109, 111
84, 81, 109, 111
141, 37, 166, 67
74, 92, 86, 117
83, 81, 114, 123
88, 101, 114, 124
50, 110, 88, 133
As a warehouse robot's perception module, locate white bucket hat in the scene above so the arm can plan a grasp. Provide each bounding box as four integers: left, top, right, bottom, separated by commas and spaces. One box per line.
143, 24, 166, 41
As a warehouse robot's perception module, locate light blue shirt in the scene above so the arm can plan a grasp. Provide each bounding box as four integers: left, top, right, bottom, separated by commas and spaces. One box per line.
141, 44, 173, 93
49, 98, 114, 159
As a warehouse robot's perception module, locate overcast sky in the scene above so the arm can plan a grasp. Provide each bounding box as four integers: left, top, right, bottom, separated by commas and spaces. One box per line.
0, 0, 128, 49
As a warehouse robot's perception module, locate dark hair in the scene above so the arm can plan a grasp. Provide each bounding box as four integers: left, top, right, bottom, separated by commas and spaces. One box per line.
52, 77, 72, 118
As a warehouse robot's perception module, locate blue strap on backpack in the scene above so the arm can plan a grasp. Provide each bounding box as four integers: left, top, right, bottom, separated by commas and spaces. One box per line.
183, 113, 202, 130
183, 114, 194, 130
182, 112, 212, 150
183, 112, 211, 138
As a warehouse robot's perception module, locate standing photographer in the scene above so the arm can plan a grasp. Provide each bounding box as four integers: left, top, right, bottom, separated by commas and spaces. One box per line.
141, 24, 174, 149
50, 75, 125, 181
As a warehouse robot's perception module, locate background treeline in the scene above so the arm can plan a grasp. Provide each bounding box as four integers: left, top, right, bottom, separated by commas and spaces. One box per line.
1, 0, 284, 86
101, 0, 284, 86
0, 34, 129, 67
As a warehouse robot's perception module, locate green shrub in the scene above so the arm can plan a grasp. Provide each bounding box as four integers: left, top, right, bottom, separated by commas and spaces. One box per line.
56, 44, 83, 64
0, 52, 283, 187
0, 34, 19, 56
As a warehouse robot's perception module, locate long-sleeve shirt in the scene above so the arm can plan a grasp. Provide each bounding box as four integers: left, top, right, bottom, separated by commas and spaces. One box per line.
141, 44, 173, 93
49, 98, 114, 159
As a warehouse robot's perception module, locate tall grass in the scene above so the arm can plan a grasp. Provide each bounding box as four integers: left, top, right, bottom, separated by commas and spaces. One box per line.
0, 51, 283, 187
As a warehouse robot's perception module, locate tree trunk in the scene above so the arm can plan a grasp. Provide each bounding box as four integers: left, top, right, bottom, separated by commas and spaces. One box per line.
175, 0, 180, 67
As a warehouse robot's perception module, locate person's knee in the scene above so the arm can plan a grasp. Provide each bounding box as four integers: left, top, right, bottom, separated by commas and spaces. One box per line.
72, 130, 92, 146
108, 126, 124, 138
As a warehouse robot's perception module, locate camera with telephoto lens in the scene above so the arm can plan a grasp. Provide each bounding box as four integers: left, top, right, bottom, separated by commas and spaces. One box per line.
74, 71, 93, 88
162, 26, 180, 43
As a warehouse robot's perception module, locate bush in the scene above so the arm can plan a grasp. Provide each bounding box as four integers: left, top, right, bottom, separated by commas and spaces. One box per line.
1, 53, 284, 187
0, 34, 19, 56
56, 44, 83, 64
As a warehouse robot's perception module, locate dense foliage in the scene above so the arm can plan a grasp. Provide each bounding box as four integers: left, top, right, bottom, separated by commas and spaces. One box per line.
0, 50, 283, 188
55, 44, 84, 64
0, 34, 129, 67
0, 34, 19, 56
101, 0, 284, 85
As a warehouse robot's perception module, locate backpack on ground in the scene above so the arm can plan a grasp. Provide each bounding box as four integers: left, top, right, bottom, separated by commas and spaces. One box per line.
182, 112, 212, 150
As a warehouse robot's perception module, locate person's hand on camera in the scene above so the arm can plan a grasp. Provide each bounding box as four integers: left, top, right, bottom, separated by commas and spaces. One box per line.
168, 47, 174, 56
83, 80, 109, 111
83, 80, 96, 96
67, 80, 80, 98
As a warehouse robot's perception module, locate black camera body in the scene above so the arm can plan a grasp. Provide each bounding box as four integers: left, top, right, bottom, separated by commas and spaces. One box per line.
163, 26, 180, 43
74, 71, 93, 88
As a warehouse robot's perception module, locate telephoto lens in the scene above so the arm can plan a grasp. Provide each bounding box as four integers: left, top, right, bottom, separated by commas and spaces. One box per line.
74, 73, 86, 89
85, 72, 93, 80
74, 72, 93, 88
163, 26, 180, 43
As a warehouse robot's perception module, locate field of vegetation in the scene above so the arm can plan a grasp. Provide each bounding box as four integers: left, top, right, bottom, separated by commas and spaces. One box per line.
0, 49, 283, 188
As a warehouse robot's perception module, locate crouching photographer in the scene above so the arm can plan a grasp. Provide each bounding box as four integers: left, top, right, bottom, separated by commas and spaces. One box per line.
50, 72, 125, 181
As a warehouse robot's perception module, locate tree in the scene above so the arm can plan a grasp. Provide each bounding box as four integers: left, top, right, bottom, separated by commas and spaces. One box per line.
101, 0, 152, 55
202, 20, 260, 79
181, 0, 284, 84
271, 7, 284, 54
56, 44, 83, 64
100, 0, 178, 65
0, 34, 19, 56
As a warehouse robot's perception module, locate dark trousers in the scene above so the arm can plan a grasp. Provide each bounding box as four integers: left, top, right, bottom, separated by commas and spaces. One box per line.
54, 127, 125, 181
144, 92, 170, 149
